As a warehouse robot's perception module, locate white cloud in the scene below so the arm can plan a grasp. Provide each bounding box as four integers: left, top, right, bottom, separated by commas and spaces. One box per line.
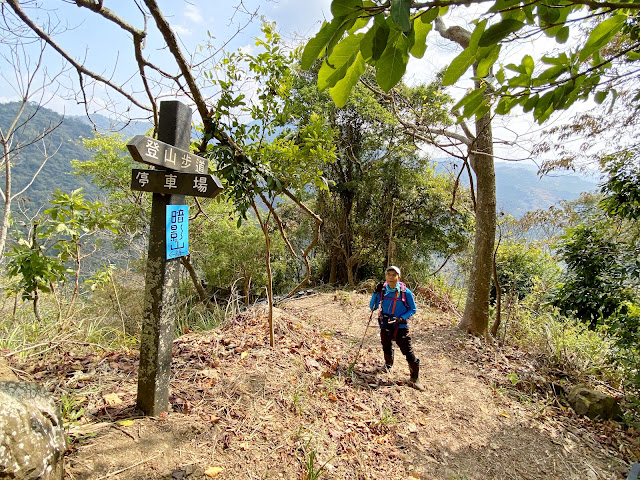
173, 24, 192, 36
183, 4, 204, 24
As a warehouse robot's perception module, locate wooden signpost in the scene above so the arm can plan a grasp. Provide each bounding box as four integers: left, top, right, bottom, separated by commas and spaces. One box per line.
128, 100, 223, 416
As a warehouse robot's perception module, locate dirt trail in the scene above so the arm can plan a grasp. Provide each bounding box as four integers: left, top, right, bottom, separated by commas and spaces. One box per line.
39, 292, 634, 479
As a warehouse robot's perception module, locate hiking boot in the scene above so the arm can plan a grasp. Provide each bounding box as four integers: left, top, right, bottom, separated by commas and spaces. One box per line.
378, 352, 393, 373
408, 360, 425, 391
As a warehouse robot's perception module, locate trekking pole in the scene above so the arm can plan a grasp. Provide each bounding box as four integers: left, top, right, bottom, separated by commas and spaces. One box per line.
348, 309, 375, 374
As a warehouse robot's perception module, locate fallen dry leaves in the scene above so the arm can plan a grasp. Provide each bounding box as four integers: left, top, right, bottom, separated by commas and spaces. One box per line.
6, 292, 638, 480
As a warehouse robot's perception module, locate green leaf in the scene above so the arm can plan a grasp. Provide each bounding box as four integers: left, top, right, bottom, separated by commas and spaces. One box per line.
474, 103, 491, 120
522, 93, 539, 113
538, 3, 560, 26
443, 47, 475, 86
331, 0, 363, 17
489, 0, 521, 13
390, 0, 411, 32
301, 17, 347, 70
453, 86, 487, 112
580, 14, 627, 62
535, 64, 566, 83
410, 15, 432, 58
542, 53, 569, 66
533, 90, 554, 115
348, 16, 371, 34
360, 16, 380, 60
594, 90, 608, 104
371, 17, 391, 60
478, 19, 523, 47
507, 73, 530, 87
555, 26, 570, 44
421, 7, 440, 24
464, 89, 488, 118
375, 31, 410, 91
330, 52, 366, 107
495, 95, 520, 115
522, 54, 534, 76
626, 51, 640, 61
468, 19, 488, 54
476, 45, 501, 77
318, 34, 362, 90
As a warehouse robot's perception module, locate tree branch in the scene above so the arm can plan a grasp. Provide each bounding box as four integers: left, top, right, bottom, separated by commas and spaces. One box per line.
6, 0, 150, 112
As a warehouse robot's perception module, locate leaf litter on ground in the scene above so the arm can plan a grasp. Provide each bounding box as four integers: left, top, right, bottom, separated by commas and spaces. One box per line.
6, 292, 638, 479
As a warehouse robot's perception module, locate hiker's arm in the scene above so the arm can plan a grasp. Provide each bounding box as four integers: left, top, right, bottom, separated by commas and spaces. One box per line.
400, 290, 417, 320
369, 292, 381, 311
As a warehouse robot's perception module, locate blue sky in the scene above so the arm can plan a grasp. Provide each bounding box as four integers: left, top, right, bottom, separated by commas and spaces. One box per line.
0, 1, 333, 116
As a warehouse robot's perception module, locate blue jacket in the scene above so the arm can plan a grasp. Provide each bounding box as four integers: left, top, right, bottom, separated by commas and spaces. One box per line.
369, 284, 417, 328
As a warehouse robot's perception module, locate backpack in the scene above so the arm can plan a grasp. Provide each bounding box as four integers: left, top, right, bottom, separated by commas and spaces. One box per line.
374, 281, 409, 310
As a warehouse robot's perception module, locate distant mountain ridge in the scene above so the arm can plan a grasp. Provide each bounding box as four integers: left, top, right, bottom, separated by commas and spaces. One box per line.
0, 102, 149, 213
434, 159, 599, 217
0, 102, 598, 219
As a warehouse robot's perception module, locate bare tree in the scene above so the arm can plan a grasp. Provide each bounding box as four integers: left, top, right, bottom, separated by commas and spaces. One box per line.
0, 38, 66, 258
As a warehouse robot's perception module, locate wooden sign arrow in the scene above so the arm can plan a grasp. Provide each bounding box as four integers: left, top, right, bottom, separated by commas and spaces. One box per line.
127, 135, 208, 174
131, 169, 223, 198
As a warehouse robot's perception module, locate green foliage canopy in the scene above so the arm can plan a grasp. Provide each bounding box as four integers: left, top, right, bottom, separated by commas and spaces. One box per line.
302, 0, 640, 123
201, 23, 336, 222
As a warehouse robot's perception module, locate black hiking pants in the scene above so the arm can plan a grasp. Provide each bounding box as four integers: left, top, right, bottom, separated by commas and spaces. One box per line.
380, 327, 417, 364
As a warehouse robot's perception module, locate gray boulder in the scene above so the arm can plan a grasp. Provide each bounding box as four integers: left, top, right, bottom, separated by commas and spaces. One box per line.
0, 359, 66, 479
567, 385, 622, 420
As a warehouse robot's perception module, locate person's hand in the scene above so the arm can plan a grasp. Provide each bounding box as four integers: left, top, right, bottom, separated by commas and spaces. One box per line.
374, 282, 384, 294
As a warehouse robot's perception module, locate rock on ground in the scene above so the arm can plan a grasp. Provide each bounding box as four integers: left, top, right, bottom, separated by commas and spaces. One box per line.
0, 358, 66, 480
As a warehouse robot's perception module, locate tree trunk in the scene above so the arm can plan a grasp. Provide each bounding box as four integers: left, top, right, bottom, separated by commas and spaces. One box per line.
346, 256, 356, 286
30, 223, 42, 323
252, 200, 275, 347
329, 247, 338, 284
0, 141, 12, 259
264, 231, 274, 347
386, 202, 395, 267
243, 275, 252, 306
434, 18, 496, 338
459, 111, 496, 336
490, 245, 502, 338
33, 291, 41, 323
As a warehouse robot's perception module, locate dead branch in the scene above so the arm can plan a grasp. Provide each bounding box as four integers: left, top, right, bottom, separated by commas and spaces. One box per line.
259, 191, 297, 258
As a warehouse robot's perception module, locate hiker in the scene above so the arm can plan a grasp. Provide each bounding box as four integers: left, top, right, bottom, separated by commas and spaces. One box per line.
370, 266, 424, 391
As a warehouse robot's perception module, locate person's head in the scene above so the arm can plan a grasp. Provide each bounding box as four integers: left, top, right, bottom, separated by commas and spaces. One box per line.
385, 266, 401, 287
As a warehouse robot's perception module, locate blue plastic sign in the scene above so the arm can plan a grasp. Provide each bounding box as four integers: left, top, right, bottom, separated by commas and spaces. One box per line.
166, 205, 189, 259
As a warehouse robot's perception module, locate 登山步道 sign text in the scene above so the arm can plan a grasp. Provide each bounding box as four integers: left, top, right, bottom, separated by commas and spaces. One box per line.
127, 135, 208, 174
